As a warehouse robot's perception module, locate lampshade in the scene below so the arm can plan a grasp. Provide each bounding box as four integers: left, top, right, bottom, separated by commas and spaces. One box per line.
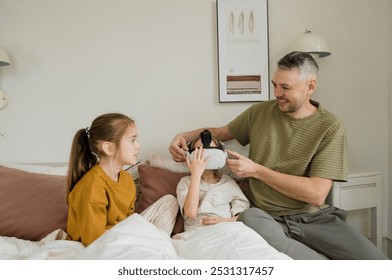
0, 48, 11, 66
289, 29, 331, 58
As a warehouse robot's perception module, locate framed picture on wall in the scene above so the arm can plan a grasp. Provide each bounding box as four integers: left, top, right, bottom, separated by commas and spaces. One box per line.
217, 0, 269, 102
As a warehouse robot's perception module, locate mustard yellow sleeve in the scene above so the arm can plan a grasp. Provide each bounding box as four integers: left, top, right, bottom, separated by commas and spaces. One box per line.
75, 201, 107, 246
67, 177, 109, 246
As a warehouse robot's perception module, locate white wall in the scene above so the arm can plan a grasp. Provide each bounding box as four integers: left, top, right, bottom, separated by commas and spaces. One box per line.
0, 0, 251, 163
0, 0, 390, 239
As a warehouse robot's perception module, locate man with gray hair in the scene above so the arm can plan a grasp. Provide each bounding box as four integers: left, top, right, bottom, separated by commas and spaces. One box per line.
169, 52, 387, 259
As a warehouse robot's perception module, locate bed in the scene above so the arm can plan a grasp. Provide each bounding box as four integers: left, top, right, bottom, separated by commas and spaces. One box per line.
0, 154, 291, 260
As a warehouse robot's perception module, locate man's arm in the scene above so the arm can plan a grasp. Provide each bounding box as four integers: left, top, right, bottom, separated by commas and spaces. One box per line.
226, 150, 332, 206
169, 125, 234, 162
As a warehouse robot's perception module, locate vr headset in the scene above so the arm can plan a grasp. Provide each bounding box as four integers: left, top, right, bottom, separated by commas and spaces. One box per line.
187, 130, 227, 170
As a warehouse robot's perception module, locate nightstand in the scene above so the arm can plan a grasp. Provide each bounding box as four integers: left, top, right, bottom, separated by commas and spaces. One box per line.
327, 172, 382, 249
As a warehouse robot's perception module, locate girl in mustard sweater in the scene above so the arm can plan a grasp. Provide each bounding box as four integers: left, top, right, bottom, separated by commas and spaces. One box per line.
66, 113, 178, 246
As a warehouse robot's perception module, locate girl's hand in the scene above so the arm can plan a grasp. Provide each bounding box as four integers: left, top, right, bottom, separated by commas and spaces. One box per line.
186, 147, 209, 178
183, 147, 209, 219
201, 216, 238, 225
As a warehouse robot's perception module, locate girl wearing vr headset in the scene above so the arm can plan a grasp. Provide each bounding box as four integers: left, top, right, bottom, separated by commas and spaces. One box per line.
66, 113, 178, 246
176, 130, 249, 231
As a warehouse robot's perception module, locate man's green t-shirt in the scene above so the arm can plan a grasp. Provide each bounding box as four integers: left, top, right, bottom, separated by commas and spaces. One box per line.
228, 99, 348, 216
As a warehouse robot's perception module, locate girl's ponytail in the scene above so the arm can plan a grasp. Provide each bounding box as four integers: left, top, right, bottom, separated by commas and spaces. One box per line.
66, 128, 98, 203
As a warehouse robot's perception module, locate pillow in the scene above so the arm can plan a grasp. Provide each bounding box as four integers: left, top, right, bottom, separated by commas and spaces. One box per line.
0, 166, 68, 241
123, 160, 147, 182
123, 160, 147, 201
0, 162, 68, 176
149, 153, 189, 173
136, 164, 189, 235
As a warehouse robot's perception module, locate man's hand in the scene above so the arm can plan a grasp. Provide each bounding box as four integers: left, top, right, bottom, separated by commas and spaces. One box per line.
169, 134, 189, 162
226, 149, 257, 178
227, 150, 333, 206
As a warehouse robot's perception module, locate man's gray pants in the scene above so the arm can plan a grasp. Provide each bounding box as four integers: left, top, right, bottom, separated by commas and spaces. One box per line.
238, 207, 388, 260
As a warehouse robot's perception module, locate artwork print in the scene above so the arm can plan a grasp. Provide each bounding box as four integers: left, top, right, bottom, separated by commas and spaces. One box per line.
217, 0, 269, 102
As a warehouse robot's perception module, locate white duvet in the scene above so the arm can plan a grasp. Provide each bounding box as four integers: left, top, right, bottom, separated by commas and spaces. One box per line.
0, 214, 291, 260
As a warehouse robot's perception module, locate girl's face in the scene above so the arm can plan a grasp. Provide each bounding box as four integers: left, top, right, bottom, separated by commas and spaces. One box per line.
117, 124, 141, 166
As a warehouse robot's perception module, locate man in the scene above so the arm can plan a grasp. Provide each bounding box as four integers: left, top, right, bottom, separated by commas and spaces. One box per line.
169, 51, 387, 259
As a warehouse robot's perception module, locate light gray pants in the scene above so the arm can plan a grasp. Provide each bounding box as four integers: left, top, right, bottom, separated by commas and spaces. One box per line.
140, 194, 179, 236
238, 207, 388, 260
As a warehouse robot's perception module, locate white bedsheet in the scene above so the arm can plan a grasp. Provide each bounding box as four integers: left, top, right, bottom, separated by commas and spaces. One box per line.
0, 229, 84, 260
0, 214, 291, 260
172, 222, 291, 260
76, 214, 181, 260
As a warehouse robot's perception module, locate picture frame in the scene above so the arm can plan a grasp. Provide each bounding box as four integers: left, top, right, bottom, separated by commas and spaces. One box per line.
217, 0, 269, 102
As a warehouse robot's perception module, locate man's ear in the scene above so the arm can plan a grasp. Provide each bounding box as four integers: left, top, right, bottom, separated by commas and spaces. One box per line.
101, 141, 115, 156
307, 79, 317, 94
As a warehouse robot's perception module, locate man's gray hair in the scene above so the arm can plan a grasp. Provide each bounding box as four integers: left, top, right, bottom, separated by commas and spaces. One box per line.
277, 51, 319, 80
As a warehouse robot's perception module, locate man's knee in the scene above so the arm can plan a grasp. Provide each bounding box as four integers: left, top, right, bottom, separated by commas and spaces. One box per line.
238, 207, 273, 225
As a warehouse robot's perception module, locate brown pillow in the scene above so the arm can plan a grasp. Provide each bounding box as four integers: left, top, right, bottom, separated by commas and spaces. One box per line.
0, 166, 68, 241
136, 164, 189, 235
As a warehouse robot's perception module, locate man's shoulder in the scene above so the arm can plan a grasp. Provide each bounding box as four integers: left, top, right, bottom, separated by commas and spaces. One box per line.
314, 104, 346, 137
317, 105, 344, 125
